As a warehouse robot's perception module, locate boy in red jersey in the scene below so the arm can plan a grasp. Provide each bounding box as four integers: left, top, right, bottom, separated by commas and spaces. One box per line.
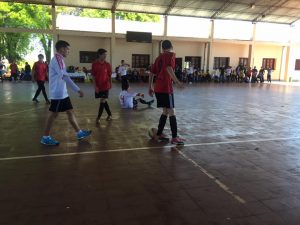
32, 54, 50, 104
149, 40, 185, 145
92, 48, 112, 124
10, 60, 18, 82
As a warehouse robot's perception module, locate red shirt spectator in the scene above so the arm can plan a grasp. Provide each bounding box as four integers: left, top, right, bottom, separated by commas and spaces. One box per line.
92, 60, 112, 92
32, 61, 48, 81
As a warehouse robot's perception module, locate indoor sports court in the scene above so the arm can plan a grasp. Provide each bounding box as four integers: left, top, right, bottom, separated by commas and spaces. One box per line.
1, 82, 300, 225
2, 0, 300, 225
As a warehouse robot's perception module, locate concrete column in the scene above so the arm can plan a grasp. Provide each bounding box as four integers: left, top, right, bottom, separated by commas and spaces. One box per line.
279, 46, 287, 81
51, 5, 58, 54
283, 46, 291, 82
110, 12, 116, 66
207, 20, 214, 72
249, 23, 256, 68
163, 15, 168, 38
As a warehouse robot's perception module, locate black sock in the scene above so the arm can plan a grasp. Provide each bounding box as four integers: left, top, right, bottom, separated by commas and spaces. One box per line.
97, 102, 105, 119
139, 99, 147, 104
104, 102, 112, 116
170, 115, 178, 138
157, 114, 167, 136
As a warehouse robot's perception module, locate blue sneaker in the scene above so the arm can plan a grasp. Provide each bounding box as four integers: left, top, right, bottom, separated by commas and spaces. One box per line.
77, 130, 92, 140
40, 136, 59, 146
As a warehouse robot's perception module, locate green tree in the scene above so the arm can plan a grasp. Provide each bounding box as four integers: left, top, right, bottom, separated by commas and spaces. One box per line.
0, 2, 52, 62
56, 6, 160, 22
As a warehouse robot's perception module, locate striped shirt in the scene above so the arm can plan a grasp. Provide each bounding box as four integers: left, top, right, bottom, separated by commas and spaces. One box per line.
49, 53, 69, 100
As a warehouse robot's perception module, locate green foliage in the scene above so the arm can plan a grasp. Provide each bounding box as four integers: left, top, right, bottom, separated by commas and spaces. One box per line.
0, 2, 52, 62
56, 6, 160, 22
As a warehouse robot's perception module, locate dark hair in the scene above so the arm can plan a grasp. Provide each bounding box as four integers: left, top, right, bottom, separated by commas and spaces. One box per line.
162, 40, 173, 50
122, 81, 129, 91
38, 54, 44, 58
55, 40, 70, 51
97, 48, 107, 57
121, 60, 124, 63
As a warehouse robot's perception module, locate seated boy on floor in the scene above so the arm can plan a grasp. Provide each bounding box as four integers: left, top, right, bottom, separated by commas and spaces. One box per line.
119, 82, 154, 109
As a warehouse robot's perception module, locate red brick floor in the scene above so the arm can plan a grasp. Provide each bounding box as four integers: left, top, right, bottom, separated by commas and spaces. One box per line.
1, 81, 300, 225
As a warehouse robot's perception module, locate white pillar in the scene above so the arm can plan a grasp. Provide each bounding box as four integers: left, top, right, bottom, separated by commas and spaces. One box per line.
51, 5, 58, 55
249, 23, 256, 68
110, 12, 116, 66
208, 20, 214, 72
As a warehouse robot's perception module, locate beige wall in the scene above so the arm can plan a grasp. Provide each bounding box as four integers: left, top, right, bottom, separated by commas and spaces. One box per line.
172, 41, 205, 69
113, 38, 153, 69
288, 45, 300, 81
253, 45, 283, 80
57, 34, 294, 81
211, 42, 249, 71
59, 35, 110, 69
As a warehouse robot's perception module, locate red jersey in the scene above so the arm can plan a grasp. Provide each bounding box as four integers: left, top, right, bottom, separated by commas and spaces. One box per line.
92, 60, 112, 91
10, 63, 18, 74
151, 51, 175, 94
32, 61, 48, 81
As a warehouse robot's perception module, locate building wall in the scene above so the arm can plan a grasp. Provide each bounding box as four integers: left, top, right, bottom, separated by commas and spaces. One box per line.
59, 35, 110, 69
57, 34, 293, 81
113, 38, 153, 70
211, 42, 249, 70
172, 41, 205, 69
253, 45, 283, 80
288, 44, 300, 81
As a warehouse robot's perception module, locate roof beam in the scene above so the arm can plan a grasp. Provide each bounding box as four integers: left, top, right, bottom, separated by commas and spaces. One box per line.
111, 0, 121, 12
252, 0, 290, 23
211, 0, 231, 19
165, 0, 179, 15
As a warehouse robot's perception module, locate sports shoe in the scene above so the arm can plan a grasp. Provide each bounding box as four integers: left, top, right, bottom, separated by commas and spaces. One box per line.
106, 115, 112, 121
158, 133, 169, 141
171, 137, 185, 145
40, 136, 59, 146
77, 130, 92, 140
32, 98, 39, 103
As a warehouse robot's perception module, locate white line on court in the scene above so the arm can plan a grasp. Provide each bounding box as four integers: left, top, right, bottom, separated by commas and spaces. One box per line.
0, 106, 44, 117
0, 136, 300, 162
176, 149, 246, 204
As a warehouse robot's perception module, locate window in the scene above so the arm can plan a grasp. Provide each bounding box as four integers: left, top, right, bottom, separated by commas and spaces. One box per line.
262, 58, 276, 70
239, 58, 248, 67
295, 59, 300, 70
132, 54, 150, 68
213, 57, 230, 69
80, 51, 97, 63
185, 56, 201, 69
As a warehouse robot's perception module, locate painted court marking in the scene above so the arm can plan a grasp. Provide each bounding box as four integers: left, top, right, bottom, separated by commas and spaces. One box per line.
1, 136, 300, 204
0, 136, 299, 162
176, 149, 246, 204
0, 106, 45, 117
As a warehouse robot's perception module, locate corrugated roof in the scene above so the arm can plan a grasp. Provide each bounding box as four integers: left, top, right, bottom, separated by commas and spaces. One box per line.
2, 0, 300, 24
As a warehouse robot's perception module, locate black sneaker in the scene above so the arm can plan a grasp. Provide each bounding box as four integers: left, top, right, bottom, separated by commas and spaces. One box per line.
32, 98, 39, 103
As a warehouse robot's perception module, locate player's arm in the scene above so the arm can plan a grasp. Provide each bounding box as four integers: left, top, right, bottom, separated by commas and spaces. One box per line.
148, 72, 154, 97
31, 63, 36, 82
54, 60, 83, 97
166, 66, 183, 88
91, 65, 99, 93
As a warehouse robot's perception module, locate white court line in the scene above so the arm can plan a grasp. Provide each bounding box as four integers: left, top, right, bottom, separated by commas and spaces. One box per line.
176, 150, 246, 204
0, 136, 300, 162
0, 106, 44, 117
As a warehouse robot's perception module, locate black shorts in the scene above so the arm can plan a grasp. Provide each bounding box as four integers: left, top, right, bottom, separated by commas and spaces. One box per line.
155, 93, 174, 108
49, 97, 73, 112
95, 90, 109, 99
